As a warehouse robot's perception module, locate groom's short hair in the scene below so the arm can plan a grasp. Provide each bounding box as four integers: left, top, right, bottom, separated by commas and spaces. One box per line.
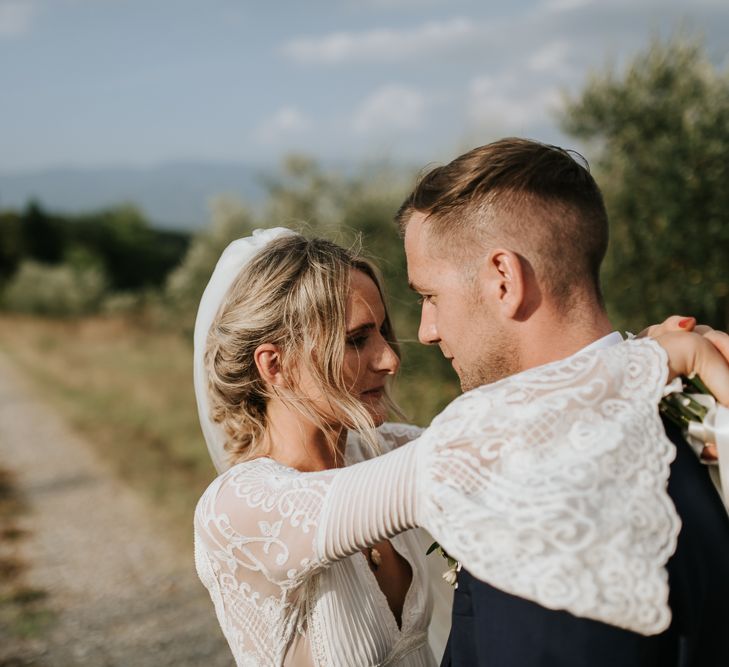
396, 137, 609, 308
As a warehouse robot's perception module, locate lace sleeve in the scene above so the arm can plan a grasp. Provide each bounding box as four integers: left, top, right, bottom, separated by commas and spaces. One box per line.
195, 441, 423, 588
418, 337, 678, 635
196, 338, 676, 642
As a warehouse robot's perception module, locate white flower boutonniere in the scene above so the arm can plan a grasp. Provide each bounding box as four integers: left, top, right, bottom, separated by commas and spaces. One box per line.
427, 541, 461, 588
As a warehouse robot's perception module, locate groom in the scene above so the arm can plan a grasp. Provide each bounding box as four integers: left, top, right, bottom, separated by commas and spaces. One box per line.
396, 138, 729, 666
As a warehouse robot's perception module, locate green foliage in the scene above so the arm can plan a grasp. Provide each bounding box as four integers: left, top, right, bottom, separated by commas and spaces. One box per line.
261, 155, 351, 230
22, 201, 65, 265
0, 211, 23, 282
3, 261, 107, 316
0, 202, 190, 300
164, 196, 257, 333
69, 204, 190, 291
562, 35, 729, 330
0, 158, 457, 422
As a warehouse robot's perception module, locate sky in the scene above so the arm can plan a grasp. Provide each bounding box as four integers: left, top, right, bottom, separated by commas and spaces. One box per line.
2, 0, 729, 173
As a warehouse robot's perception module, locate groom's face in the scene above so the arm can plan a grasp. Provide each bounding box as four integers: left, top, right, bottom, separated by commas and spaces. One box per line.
404, 212, 516, 391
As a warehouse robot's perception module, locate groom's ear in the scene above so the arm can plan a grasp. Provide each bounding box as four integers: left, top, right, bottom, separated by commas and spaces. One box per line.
480, 249, 525, 320
254, 343, 285, 387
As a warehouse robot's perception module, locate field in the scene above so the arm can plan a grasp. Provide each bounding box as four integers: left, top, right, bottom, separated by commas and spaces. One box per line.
0, 315, 211, 545
0, 314, 459, 546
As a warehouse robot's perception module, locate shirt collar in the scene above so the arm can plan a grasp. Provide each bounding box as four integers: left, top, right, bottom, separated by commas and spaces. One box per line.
579, 331, 624, 355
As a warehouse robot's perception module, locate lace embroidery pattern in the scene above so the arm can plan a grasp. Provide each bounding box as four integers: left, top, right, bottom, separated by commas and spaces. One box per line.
194, 535, 284, 664
225, 459, 336, 583
420, 339, 679, 635
195, 459, 330, 665
195, 424, 434, 667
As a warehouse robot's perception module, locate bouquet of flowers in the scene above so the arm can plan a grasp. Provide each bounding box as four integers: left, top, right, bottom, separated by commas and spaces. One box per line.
661, 374, 719, 457
660, 376, 729, 464
661, 372, 728, 507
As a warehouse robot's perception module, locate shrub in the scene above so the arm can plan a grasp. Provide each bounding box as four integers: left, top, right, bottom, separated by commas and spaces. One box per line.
163, 197, 256, 333
2, 261, 107, 316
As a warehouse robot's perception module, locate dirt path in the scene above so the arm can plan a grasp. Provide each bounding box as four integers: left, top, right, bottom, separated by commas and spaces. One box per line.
0, 354, 233, 666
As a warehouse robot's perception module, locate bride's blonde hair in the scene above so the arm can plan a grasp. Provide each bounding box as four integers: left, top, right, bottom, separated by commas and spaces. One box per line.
204, 234, 400, 466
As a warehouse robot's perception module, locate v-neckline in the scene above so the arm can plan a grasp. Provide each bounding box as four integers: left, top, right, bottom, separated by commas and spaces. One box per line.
355, 534, 418, 636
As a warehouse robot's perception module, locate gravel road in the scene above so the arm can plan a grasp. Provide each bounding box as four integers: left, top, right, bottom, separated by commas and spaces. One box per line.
0, 354, 233, 666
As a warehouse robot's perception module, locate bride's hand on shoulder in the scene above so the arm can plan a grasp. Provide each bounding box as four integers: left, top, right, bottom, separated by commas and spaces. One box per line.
650, 324, 729, 461
652, 330, 729, 408
638, 315, 729, 376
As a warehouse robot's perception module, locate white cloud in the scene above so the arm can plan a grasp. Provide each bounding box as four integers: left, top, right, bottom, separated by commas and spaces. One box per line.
527, 40, 571, 74
468, 75, 563, 131
539, 0, 594, 12
0, 0, 37, 37
352, 0, 447, 6
353, 84, 426, 135
283, 17, 477, 65
255, 107, 309, 144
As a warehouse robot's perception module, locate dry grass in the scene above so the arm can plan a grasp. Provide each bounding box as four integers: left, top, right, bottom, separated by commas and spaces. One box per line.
0, 313, 459, 547
0, 466, 54, 652
0, 315, 215, 546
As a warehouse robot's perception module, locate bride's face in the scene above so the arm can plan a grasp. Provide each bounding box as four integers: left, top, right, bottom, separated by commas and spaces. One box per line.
341, 269, 400, 425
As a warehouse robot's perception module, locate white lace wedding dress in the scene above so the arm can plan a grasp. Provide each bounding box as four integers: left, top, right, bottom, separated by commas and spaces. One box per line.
195, 423, 437, 667
195, 338, 681, 666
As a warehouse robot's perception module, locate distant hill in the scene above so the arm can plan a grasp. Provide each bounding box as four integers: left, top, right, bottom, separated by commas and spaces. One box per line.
0, 162, 270, 230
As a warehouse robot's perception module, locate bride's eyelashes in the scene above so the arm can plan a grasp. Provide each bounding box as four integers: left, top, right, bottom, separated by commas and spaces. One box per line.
346, 323, 373, 349
347, 334, 368, 349
346, 325, 389, 350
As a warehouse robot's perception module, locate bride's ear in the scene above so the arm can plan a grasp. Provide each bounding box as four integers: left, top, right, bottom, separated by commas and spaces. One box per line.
254, 343, 285, 387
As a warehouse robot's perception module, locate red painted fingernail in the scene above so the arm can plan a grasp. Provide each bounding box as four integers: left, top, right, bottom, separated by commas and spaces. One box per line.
678, 318, 694, 328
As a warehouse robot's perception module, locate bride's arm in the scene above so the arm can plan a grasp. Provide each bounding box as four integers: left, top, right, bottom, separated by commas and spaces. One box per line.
193, 432, 422, 589
316, 438, 423, 562
321, 333, 729, 554
196, 334, 729, 593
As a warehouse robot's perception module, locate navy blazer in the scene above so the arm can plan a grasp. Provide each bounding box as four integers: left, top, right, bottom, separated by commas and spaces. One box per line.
441, 419, 729, 667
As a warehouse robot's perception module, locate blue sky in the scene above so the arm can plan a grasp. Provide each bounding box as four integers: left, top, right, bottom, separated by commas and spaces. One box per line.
2, 0, 728, 172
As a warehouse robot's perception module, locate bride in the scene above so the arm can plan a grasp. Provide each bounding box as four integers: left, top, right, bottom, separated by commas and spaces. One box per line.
194, 229, 437, 666
193, 228, 729, 667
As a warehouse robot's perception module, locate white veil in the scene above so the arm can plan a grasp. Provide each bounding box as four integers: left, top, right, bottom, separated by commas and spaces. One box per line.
193, 227, 297, 474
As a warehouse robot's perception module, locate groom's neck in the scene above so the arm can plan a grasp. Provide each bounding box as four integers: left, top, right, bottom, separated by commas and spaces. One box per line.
514, 303, 614, 373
